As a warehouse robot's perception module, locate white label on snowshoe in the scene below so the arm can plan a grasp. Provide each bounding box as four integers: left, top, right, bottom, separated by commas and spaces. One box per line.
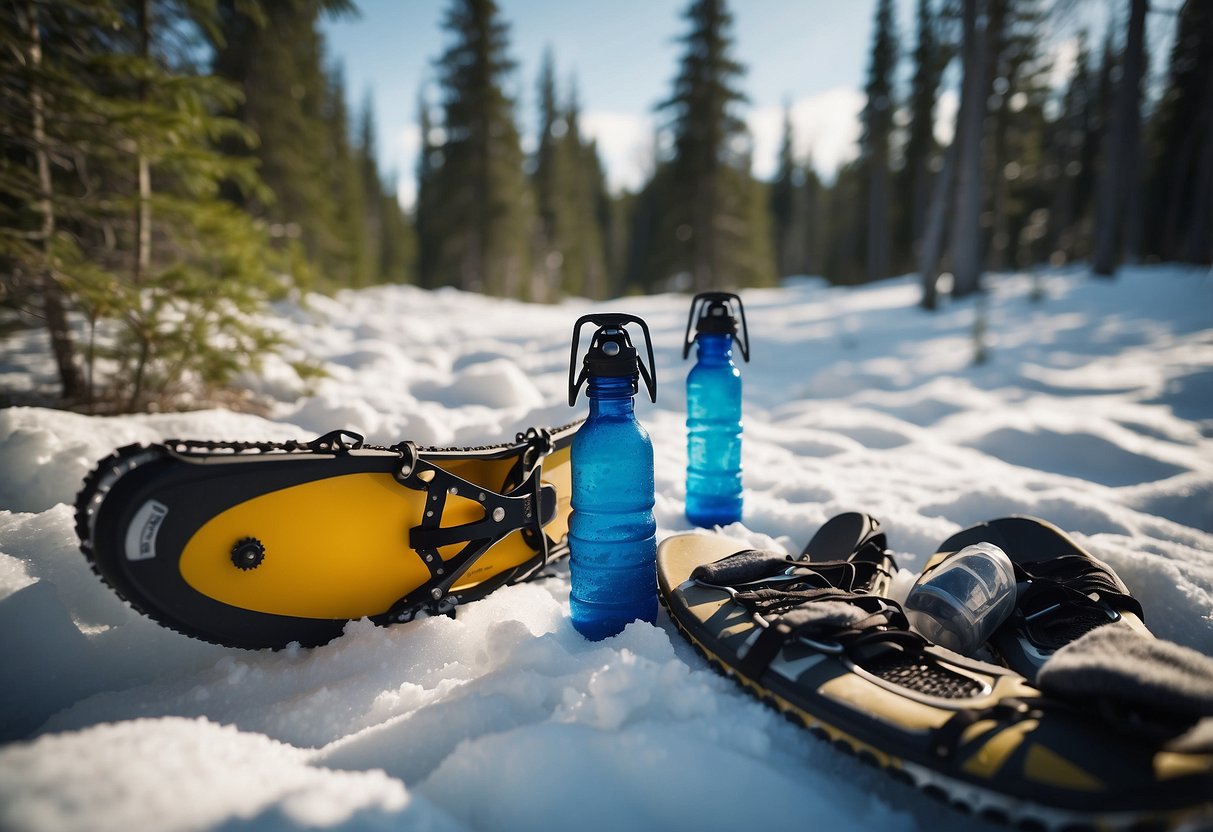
125, 500, 169, 562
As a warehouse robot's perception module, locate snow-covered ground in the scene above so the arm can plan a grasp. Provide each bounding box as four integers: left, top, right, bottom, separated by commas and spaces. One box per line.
1, 265, 1211, 832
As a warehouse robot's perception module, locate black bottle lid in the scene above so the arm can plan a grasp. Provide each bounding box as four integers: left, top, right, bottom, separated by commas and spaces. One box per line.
568, 313, 657, 406
683, 292, 750, 361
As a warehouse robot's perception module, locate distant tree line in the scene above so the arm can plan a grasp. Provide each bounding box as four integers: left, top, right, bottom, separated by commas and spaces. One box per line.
2, 0, 1210, 408
418, 0, 1211, 303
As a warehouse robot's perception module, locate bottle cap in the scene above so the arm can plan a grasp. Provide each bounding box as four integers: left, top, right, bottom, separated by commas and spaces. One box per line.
568, 313, 657, 406
683, 292, 750, 361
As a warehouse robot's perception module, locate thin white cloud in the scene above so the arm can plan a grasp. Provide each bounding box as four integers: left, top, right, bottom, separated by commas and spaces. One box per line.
751, 86, 960, 182
580, 110, 656, 194
749, 86, 866, 182
391, 124, 421, 210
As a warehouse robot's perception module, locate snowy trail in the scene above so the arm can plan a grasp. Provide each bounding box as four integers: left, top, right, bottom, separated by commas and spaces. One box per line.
1, 265, 1210, 831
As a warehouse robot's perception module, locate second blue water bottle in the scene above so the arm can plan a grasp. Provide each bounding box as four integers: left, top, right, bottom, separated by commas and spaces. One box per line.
683, 292, 750, 527
567, 314, 658, 640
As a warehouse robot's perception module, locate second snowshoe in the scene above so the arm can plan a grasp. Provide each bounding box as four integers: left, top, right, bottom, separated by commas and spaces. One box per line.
657, 513, 1213, 830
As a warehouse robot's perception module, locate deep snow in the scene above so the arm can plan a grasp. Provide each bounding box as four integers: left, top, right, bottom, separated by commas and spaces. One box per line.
1, 265, 1211, 832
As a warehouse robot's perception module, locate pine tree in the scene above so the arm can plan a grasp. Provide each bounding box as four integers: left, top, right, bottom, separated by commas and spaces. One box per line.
415, 86, 441, 288
860, 0, 899, 283
1060, 24, 1118, 262
899, 0, 950, 270
1045, 31, 1092, 263
1092, 0, 1147, 276
769, 107, 813, 277
0, 0, 107, 399
825, 161, 867, 283
527, 61, 610, 299
211, 0, 354, 288
984, 0, 1051, 272
377, 178, 415, 283
356, 95, 385, 281
324, 66, 373, 287
2, 0, 299, 410
356, 98, 415, 286
563, 82, 609, 299
799, 155, 824, 276
429, 0, 532, 296
658, 0, 773, 290
1145, 0, 1212, 265
531, 48, 573, 298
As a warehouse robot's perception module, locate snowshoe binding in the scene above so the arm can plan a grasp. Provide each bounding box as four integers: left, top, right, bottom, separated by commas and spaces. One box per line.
657, 513, 1213, 830
922, 515, 1149, 680
76, 422, 579, 649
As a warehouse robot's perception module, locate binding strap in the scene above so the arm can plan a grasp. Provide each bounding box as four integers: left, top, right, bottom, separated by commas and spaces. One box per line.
1011, 555, 1144, 650
375, 437, 554, 624
692, 550, 915, 680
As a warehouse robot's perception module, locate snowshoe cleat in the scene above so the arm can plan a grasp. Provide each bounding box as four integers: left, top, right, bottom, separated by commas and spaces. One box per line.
76, 422, 579, 649
922, 516, 1149, 681
657, 513, 1213, 830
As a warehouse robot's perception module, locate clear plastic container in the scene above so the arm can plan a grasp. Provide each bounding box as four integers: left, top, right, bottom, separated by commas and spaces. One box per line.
905, 542, 1017, 656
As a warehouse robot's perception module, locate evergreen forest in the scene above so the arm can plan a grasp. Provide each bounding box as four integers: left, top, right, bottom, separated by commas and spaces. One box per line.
2, 0, 1211, 411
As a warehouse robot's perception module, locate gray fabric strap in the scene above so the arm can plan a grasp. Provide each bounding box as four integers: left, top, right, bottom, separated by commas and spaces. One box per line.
1037, 626, 1213, 719
691, 549, 793, 585
778, 599, 877, 630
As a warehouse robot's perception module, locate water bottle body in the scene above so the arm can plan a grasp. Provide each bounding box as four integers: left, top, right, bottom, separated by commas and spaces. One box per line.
686, 334, 743, 527
569, 380, 657, 640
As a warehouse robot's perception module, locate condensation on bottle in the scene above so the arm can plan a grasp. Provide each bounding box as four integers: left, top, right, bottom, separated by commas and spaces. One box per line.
567, 314, 658, 641
682, 292, 750, 528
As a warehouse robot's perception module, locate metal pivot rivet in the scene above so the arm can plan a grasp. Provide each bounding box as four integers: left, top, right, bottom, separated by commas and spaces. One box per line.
436, 568, 445, 576
426, 510, 433, 518
493, 507, 505, 522
430, 588, 443, 600
448, 486, 458, 496
425, 554, 434, 562
401, 464, 412, 476
479, 492, 486, 501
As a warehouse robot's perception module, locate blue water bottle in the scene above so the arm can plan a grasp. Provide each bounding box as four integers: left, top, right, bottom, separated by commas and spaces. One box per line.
567, 314, 659, 640
683, 292, 750, 528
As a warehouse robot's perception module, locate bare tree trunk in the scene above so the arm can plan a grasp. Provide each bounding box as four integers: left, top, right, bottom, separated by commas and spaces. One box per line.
919, 100, 964, 309
1092, 0, 1147, 277
133, 0, 152, 285
1048, 129, 1078, 261
911, 153, 932, 256
990, 100, 1010, 272
949, 0, 988, 298
128, 0, 154, 410
692, 167, 716, 291
23, 2, 83, 401
1182, 80, 1213, 263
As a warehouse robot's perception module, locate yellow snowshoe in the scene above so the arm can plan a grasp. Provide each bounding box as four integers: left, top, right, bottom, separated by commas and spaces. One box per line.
76, 423, 578, 649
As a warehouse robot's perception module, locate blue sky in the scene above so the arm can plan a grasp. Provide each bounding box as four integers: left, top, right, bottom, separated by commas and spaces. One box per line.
322, 0, 1120, 208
